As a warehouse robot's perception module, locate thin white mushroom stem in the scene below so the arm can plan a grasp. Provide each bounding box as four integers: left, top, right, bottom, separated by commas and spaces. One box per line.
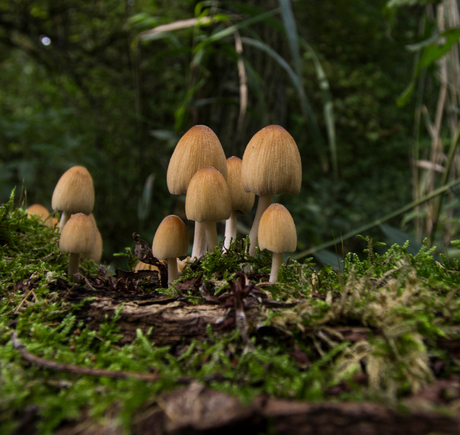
191, 222, 207, 260
59, 211, 71, 232
167, 257, 180, 285
203, 221, 219, 252
269, 252, 283, 283
68, 253, 80, 276
248, 194, 271, 256
224, 210, 238, 251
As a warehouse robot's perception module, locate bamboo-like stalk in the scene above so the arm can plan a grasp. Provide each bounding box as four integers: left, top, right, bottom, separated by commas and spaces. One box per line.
294, 177, 460, 261
429, 121, 460, 246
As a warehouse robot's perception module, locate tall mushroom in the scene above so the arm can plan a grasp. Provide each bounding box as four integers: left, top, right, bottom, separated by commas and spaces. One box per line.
51, 166, 95, 232
152, 215, 188, 285
167, 125, 227, 259
258, 203, 297, 283
223, 156, 255, 250
59, 213, 96, 276
241, 125, 301, 256
185, 167, 232, 252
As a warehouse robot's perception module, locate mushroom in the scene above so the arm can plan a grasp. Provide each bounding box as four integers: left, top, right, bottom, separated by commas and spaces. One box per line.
152, 215, 189, 285
241, 125, 301, 256
27, 204, 54, 228
81, 214, 103, 263
59, 213, 96, 276
167, 125, 227, 259
258, 203, 297, 283
185, 167, 232, 252
51, 166, 95, 232
223, 156, 255, 250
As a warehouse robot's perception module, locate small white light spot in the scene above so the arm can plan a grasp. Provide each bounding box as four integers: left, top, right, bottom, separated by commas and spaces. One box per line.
40, 36, 51, 46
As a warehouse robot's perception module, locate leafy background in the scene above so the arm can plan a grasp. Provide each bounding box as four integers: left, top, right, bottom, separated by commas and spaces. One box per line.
1, 0, 458, 266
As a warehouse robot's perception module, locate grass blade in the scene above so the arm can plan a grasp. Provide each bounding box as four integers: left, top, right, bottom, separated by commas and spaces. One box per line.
279, 0, 302, 77
302, 40, 338, 179
293, 177, 460, 260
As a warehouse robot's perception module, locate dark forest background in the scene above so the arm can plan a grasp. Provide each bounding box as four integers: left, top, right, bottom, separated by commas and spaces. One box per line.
1, 0, 459, 267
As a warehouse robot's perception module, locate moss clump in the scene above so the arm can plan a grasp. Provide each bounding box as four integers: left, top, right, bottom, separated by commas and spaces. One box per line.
1, 190, 460, 433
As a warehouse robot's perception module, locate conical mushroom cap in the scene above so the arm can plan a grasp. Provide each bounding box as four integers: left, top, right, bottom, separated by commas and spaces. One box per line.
185, 167, 232, 223
226, 156, 255, 215
152, 215, 188, 260
52, 166, 95, 215
242, 125, 301, 196
167, 125, 228, 195
59, 213, 96, 254
258, 203, 297, 253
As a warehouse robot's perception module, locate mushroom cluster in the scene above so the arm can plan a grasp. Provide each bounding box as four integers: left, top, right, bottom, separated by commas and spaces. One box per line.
49, 165, 103, 277
149, 123, 301, 285
39, 124, 301, 285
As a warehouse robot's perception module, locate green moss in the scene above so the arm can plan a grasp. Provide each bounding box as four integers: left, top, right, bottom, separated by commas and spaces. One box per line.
1, 190, 460, 433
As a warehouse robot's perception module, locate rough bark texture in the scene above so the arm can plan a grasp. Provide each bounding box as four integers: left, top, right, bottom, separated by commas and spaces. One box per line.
55, 284, 460, 435
84, 297, 229, 346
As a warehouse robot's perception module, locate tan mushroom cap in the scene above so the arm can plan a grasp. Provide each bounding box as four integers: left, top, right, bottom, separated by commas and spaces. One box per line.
80, 213, 102, 262
226, 156, 255, 215
52, 166, 95, 215
242, 125, 302, 196
185, 167, 232, 223
59, 213, 96, 254
152, 215, 189, 260
27, 204, 50, 221
167, 125, 228, 195
258, 203, 297, 253
81, 229, 103, 263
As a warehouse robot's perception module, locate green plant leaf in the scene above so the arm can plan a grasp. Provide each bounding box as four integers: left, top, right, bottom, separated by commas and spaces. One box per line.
193, 9, 280, 54
419, 27, 460, 69
380, 223, 421, 256
314, 249, 344, 271
398, 27, 460, 106
279, 0, 302, 77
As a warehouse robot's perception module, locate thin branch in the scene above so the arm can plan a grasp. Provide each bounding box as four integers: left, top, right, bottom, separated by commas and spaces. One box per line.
11, 331, 198, 383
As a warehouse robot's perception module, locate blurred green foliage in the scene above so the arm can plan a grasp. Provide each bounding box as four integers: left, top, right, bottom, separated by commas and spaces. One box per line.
0, 0, 431, 265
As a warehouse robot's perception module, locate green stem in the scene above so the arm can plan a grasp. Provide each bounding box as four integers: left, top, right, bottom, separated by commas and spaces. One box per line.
293, 177, 460, 260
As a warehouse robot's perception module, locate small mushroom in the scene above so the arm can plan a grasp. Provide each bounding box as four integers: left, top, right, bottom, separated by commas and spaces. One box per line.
223, 156, 255, 250
51, 166, 95, 232
242, 125, 301, 256
27, 204, 55, 228
258, 203, 297, 283
27, 204, 49, 221
185, 167, 232, 252
152, 215, 188, 285
59, 213, 96, 276
80, 214, 103, 263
